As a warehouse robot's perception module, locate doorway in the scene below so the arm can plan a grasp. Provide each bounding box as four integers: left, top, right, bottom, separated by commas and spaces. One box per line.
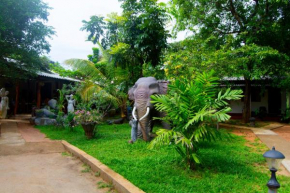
268, 88, 281, 115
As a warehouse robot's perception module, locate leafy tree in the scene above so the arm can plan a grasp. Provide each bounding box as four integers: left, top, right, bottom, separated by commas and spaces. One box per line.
168, 0, 290, 122
149, 72, 243, 169
87, 47, 100, 64
81, 0, 169, 83
102, 12, 125, 49
120, 0, 169, 68
0, 0, 54, 79
81, 16, 105, 44
39, 56, 53, 72
49, 61, 83, 79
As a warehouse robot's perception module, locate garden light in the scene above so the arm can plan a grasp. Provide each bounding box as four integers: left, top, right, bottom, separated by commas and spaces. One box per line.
249, 117, 255, 127
263, 147, 285, 193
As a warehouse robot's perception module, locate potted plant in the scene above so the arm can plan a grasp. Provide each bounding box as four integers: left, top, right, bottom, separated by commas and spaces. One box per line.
74, 109, 102, 139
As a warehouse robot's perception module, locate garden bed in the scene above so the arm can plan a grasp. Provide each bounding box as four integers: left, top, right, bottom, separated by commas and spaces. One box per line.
224, 119, 271, 128
37, 124, 290, 193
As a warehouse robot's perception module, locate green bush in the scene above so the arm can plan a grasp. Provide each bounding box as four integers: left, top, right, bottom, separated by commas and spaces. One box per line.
149, 72, 243, 169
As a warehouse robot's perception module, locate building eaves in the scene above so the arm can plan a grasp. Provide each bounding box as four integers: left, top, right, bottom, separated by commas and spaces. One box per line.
37, 71, 81, 82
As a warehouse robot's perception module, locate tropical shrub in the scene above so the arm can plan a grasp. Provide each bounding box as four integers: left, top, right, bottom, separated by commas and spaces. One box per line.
149, 71, 243, 169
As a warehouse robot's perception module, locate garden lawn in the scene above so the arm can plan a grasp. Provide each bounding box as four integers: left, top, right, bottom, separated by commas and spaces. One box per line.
37, 124, 290, 193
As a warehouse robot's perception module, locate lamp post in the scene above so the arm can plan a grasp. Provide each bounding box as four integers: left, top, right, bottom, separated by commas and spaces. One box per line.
263, 147, 285, 193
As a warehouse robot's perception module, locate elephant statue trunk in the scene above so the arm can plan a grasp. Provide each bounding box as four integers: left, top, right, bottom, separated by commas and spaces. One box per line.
132, 105, 150, 141
128, 77, 169, 142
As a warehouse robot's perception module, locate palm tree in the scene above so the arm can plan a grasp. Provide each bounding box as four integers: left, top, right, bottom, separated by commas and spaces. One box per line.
148, 72, 243, 169
64, 45, 128, 117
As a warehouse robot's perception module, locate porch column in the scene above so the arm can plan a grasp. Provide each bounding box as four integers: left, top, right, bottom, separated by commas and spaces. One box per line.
286, 89, 290, 109
37, 82, 44, 108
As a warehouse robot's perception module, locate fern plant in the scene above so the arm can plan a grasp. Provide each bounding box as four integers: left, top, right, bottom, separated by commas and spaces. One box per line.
148, 71, 243, 169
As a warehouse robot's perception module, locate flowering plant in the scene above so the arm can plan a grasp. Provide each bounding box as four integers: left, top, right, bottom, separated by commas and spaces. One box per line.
74, 109, 102, 124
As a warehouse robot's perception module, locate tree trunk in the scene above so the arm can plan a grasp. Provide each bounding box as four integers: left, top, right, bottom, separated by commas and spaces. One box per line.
120, 99, 126, 118
286, 89, 290, 109
242, 78, 251, 123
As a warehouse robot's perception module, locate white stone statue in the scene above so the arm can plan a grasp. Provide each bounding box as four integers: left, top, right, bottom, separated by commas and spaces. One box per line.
66, 94, 75, 113
0, 89, 9, 119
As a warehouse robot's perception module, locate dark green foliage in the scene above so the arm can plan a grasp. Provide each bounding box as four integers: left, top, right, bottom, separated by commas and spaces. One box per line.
49, 61, 83, 79
81, 0, 169, 82
0, 0, 54, 79
91, 47, 100, 64
119, 0, 169, 67
81, 16, 105, 44
65, 112, 75, 130
168, 0, 290, 122
37, 124, 290, 193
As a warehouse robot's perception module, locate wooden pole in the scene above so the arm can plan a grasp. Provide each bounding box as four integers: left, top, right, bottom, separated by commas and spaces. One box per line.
37, 82, 42, 108
14, 83, 19, 115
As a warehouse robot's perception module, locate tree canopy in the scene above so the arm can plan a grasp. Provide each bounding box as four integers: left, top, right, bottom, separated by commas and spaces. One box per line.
167, 0, 290, 122
81, 0, 169, 83
0, 0, 54, 79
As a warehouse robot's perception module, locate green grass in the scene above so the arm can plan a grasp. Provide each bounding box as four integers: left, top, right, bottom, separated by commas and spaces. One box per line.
81, 163, 91, 173
95, 171, 101, 177
97, 181, 113, 189
61, 152, 72, 156
36, 124, 290, 193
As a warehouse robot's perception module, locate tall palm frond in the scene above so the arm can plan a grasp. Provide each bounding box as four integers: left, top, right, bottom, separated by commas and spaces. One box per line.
65, 59, 106, 81
65, 57, 120, 111
97, 42, 110, 64
77, 80, 102, 102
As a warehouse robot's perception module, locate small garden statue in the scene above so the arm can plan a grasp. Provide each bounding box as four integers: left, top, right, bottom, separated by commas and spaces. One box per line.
66, 94, 75, 113
0, 89, 9, 119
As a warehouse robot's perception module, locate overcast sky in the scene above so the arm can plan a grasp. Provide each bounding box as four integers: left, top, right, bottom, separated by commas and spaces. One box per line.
43, 0, 189, 65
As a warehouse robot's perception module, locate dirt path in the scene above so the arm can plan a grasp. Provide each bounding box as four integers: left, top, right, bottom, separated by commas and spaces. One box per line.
0, 121, 113, 193
273, 125, 290, 142
0, 153, 110, 193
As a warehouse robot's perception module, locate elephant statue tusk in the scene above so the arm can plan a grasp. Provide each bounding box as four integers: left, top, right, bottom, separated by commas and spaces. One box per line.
132, 106, 137, 120
139, 107, 150, 121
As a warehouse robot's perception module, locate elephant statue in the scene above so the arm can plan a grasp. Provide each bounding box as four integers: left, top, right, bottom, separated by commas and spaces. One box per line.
128, 77, 170, 142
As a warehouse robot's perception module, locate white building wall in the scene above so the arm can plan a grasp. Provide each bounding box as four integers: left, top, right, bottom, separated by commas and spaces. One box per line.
229, 100, 243, 113
229, 90, 269, 113
229, 88, 289, 114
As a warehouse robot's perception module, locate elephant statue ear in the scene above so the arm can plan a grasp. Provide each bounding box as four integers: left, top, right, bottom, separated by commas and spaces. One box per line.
128, 87, 134, 100
158, 80, 169, 95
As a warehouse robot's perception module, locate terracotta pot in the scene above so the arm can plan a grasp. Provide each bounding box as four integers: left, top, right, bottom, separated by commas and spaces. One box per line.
81, 122, 97, 139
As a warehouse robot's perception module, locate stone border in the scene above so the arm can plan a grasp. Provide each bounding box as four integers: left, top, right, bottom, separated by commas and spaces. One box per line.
62, 140, 145, 193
